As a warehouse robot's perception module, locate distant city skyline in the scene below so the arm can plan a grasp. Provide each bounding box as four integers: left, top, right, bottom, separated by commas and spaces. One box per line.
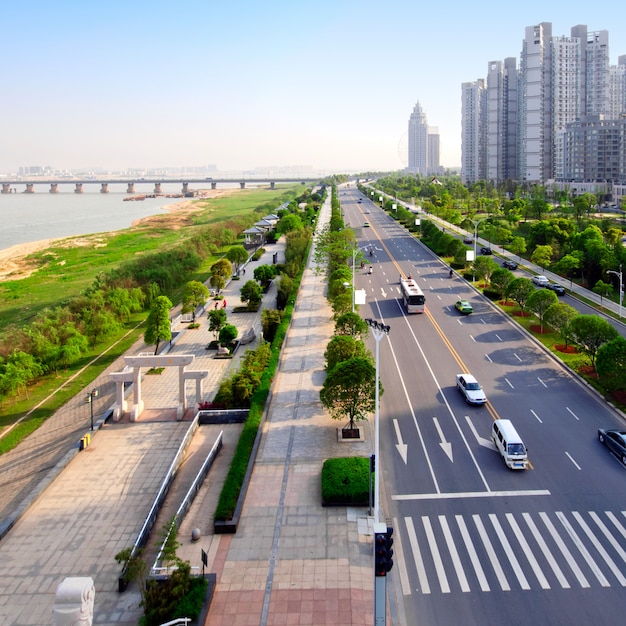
3, 1, 626, 174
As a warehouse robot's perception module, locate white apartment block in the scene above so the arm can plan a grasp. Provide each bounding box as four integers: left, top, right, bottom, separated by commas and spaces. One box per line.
408, 101, 429, 175
461, 80, 487, 184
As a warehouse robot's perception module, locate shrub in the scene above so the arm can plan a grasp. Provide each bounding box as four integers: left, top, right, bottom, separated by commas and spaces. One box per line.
321, 457, 370, 506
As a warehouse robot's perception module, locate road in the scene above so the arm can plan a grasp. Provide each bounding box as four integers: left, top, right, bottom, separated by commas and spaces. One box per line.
341, 187, 626, 625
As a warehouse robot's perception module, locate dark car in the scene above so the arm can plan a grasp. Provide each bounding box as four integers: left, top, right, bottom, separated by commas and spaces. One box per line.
546, 282, 565, 295
480, 247, 492, 255
503, 260, 518, 270
463, 236, 473, 244
598, 428, 626, 465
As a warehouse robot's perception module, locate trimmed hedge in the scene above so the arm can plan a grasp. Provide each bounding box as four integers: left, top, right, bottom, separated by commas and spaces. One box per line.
321, 457, 371, 506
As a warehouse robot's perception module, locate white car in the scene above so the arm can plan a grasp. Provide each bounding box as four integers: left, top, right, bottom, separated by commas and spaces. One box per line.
532, 275, 550, 287
456, 374, 487, 405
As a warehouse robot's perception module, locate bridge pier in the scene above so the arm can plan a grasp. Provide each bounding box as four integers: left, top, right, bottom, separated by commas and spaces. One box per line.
2, 184, 11, 194
50, 183, 59, 193
182, 182, 189, 194
127, 182, 135, 193
26, 183, 35, 193
154, 182, 162, 194
100, 183, 109, 193
240, 181, 246, 189
74, 183, 83, 194
211, 182, 217, 189
270, 181, 275, 189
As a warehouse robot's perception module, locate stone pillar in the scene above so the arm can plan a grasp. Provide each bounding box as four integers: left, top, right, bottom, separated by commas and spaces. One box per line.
177, 365, 187, 419
53, 576, 95, 626
127, 182, 135, 193
182, 182, 189, 194
75, 183, 83, 193
100, 183, 109, 193
2, 184, 11, 194
25, 183, 35, 193
131, 366, 144, 421
50, 183, 59, 193
154, 182, 162, 194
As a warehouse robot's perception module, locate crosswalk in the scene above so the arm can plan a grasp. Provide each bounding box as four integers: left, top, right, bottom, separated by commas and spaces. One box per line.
399, 510, 626, 594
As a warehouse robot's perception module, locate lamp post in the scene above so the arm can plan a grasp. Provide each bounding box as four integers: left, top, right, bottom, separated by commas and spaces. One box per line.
470, 217, 488, 283
607, 264, 623, 319
365, 318, 390, 626
86, 388, 99, 431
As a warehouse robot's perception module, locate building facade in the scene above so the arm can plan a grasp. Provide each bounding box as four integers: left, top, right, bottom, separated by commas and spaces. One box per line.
461, 80, 487, 184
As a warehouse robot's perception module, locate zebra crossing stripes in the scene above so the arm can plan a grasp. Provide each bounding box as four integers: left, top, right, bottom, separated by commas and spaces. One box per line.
402, 510, 626, 594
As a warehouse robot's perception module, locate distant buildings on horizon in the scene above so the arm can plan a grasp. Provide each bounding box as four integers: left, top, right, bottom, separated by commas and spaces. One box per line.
461, 22, 626, 204
407, 101, 442, 176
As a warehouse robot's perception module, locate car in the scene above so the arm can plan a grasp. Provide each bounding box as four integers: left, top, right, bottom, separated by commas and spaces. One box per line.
546, 282, 565, 295
480, 246, 492, 255
357, 199, 362, 203
455, 299, 473, 314
463, 236, 473, 244
363, 209, 370, 214
503, 260, 518, 270
363, 221, 370, 227
456, 373, 487, 405
598, 428, 626, 465
532, 275, 550, 287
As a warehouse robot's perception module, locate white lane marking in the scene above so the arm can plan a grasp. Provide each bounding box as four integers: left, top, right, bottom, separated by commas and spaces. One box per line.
485, 354, 493, 363
495, 334, 503, 342
433, 417, 453, 462
589, 512, 626, 563
489, 514, 530, 590
505, 378, 514, 389
556, 511, 609, 587
455, 515, 490, 592
470, 335, 476, 342
539, 512, 590, 588
439, 516, 470, 592
530, 409, 543, 423
565, 452, 581, 470
405, 516, 430, 594
566, 407, 580, 421
538, 377, 548, 388
514, 353, 522, 362
393, 489, 551, 501
393, 516, 412, 596
572, 512, 626, 586
392, 419, 408, 464
522, 512, 570, 588
473, 514, 510, 591
423, 516, 450, 593
506, 513, 550, 589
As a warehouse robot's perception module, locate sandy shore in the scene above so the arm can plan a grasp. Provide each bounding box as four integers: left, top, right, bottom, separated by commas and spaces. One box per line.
0, 187, 238, 282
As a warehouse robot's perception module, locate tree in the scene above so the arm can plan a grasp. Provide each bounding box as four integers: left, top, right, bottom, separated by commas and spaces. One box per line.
210, 272, 225, 295
218, 323, 238, 346
253, 264, 277, 288
490, 268, 514, 298
592, 279, 613, 309
544, 302, 578, 346
207, 308, 227, 342
472, 256, 499, 284
510, 236, 527, 260
596, 337, 626, 392
506, 277, 535, 313
553, 253, 582, 287
324, 335, 370, 373
334, 312, 368, 338
276, 213, 304, 234
211, 258, 232, 281
181, 281, 209, 322
275, 273, 293, 310
144, 296, 172, 355
319, 357, 380, 430
226, 245, 249, 274
240, 280, 263, 308
531, 244, 553, 273
568, 314, 618, 366
526, 288, 558, 333
261, 309, 283, 343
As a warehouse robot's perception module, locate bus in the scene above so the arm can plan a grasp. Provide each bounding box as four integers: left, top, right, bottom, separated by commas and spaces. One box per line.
400, 277, 426, 313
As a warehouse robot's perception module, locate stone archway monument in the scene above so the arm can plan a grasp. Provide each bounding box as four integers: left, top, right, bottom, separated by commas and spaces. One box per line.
110, 354, 208, 422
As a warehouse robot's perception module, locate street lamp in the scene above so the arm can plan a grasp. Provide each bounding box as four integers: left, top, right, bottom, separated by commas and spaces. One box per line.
470, 217, 489, 261
85, 388, 99, 431
364, 318, 390, 626
607, 264, 623, 319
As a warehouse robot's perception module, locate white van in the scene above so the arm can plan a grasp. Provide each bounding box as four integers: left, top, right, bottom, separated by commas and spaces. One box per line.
491, 419, 528, 470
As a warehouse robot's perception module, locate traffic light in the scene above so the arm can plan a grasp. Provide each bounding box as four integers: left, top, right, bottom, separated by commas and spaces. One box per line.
374, 525, 394, 576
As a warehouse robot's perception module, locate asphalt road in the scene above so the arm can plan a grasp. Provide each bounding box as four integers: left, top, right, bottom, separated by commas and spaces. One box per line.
341, 187, 626, 626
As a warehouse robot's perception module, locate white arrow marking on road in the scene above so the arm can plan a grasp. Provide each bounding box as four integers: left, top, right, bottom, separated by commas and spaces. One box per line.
432, 417, 453, 462
381, 288, 387, 298
393, 419, 408, 464
464, 415, 496, 450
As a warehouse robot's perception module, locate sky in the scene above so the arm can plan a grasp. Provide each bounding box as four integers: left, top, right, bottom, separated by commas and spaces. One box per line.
3, 0, 626, 175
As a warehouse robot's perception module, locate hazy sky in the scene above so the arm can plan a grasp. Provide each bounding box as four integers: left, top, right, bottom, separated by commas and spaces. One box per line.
3, 1, 626, 174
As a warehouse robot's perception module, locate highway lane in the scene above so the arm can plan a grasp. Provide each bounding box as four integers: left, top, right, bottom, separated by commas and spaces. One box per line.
341, 187, 626, 625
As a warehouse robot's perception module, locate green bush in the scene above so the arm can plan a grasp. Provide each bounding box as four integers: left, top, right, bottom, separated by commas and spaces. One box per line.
321, 457, 371, 506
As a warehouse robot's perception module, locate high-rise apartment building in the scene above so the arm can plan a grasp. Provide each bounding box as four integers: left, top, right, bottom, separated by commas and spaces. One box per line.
463, 22, 626, 188
428, 127, 441, 176
461, 80, 487, 184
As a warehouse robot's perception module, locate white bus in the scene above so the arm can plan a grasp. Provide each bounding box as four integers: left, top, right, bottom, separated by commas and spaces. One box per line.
400, 277, 426, 313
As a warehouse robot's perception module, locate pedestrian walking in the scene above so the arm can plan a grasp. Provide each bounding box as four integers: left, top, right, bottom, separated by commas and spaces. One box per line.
242, 268, 246, 275
223, 299, 227, 308
214, 302, 218, 310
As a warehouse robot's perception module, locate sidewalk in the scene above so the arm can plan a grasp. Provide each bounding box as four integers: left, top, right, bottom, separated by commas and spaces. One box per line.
0, 200, 382, 625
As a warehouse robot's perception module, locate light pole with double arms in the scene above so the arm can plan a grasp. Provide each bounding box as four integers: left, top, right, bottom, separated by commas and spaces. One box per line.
607, 264, 623, 319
